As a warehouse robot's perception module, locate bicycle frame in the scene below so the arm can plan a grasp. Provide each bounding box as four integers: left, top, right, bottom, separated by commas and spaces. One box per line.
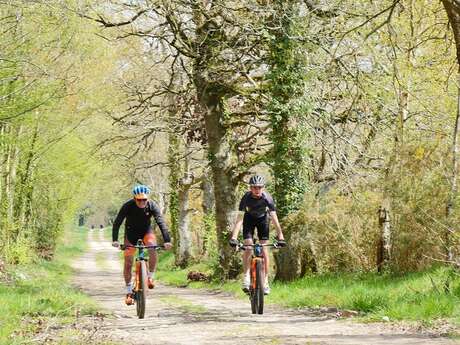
238, 241, 281, 314
249, 243, 264, 289
120, 240, 163, 318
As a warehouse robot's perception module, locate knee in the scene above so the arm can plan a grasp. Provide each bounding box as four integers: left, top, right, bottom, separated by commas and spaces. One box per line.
243, 238, 253, 245
243, 239, 252, 251
124, 258, 133, 268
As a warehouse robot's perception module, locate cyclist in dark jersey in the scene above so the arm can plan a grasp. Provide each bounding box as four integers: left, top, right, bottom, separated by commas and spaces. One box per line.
112, 185, 172, 305
229, 175, 285, 295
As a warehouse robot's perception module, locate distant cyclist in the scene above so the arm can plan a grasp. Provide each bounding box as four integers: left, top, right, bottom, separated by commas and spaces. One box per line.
112, 185, 172, 305
229, 175, 285, 295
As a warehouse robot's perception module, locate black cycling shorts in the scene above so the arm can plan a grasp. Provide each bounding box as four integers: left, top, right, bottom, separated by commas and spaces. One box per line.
242, 213, 269, 241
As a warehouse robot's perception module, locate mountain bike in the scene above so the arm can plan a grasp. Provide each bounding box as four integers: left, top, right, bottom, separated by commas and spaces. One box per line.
120, 240, 163, 319
237, 240, 283, 315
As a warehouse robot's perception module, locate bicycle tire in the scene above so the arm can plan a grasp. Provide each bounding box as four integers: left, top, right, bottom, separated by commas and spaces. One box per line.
250, 258, 258, 314
250, 287, 257, 313
255, 259, 264, 314
136, 260, 148, 319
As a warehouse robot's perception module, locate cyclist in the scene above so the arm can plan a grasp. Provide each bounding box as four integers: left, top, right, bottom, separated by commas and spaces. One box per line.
229, 174, 285, 295
112, 185, 172, 305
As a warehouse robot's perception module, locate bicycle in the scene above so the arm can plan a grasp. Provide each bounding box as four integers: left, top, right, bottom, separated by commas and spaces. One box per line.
236, 240, 284, 315
119, 240, 163, 319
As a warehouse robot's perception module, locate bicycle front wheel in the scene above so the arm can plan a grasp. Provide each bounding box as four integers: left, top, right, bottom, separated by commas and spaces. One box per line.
255, 259, 264, 314
250, 258, 264, 314
136, 260, 148, 319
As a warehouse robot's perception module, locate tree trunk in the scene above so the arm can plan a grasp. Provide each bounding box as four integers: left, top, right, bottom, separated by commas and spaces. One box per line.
15, 123, 39, 229
192, 5, 241, 279
0, 124, 7, 223
195, 77, 240, 278
201, 168, 215, 215
200, 168, 215, 256
377, 206, 391, 272
202, 98, 240, 278
266, 0, 311, 281
446, 70, 460, 263
6, 125, 23, 233
168, 125, 180, 257
177, 172, 193, 267
442, 1, 460, 264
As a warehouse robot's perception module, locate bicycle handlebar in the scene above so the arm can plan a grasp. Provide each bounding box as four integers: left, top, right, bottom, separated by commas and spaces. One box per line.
119, 244, 164, 250
236, 242, 284, 251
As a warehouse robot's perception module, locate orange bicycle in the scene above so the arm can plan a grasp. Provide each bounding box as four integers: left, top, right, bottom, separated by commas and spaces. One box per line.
237, 240, 283, 314
120, 240, 163, 319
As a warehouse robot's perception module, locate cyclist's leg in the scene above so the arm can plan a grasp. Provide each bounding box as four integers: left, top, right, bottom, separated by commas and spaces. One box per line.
256, 215, 270, 282
242, 213, 256, 276
123, 239, 136, 286
144, 231, 157, 273
123, 239, 136, 304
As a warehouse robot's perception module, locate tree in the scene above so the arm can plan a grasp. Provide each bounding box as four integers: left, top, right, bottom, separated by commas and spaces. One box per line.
265, 0, 313, 280
0, 0, 129, 261
86, 0, 275, 277
442, 0, 460, 264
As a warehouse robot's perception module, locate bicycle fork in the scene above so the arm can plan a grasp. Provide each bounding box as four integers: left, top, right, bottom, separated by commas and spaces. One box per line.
135, 260, 141, 293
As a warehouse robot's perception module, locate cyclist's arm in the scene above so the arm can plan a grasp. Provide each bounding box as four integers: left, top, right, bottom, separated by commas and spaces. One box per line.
231, 193, 249, 240
150, 201, 171, 243
269, 211, 284, 241
230, 211, 244, 240
112, 203, 128, 242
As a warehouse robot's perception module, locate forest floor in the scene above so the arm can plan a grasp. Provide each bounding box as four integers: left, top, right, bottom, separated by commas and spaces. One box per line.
64, 229, 460, 345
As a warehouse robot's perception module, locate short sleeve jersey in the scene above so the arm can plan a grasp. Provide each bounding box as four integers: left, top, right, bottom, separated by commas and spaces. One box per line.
238, 191, 276, 218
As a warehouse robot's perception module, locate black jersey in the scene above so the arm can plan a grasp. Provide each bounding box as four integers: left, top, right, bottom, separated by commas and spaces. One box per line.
238, 191, 276, 218
112, 199, 171, 244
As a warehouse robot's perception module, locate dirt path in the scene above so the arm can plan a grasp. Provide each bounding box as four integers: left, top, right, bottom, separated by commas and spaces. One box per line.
72, 230, 459, 345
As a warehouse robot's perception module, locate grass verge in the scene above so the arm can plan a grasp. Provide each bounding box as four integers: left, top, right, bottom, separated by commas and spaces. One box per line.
0, 227, 113, 344
157, 251, 460, 329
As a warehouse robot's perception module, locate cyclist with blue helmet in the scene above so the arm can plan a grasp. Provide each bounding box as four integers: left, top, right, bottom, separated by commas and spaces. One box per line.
112, 184, 172, 305
229, 175, 286, 295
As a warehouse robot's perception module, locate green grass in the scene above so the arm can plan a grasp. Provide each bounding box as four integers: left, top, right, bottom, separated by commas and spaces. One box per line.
156, 251, 244, 295
267, 269, 460, 323
0, 227, 104, 344
156, 253, 460, 326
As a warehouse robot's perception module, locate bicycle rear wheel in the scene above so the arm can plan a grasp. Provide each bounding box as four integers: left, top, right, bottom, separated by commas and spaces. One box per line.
136, 260, 148, 319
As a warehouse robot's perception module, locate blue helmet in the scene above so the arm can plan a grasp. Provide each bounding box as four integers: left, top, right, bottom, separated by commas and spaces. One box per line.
132, 185, 150, 199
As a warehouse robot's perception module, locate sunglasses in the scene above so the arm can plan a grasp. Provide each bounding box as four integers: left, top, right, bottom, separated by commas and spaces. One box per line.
135, 198, 147, 202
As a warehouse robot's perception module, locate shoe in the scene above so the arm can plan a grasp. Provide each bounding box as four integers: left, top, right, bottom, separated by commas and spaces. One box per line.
264, 284, 270, 295
241, 274, 250, 293
148, 277, 155, 289
125, 293, 134, 305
